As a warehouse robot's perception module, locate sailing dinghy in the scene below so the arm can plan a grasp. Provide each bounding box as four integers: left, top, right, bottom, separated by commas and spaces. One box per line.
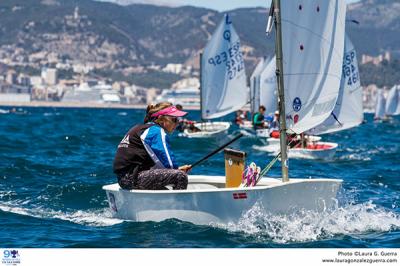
385, 85, 400, 117
250, 55, 330, 159
291, 35, 364, 160
103, 0, 346, 225
182, 14, 247, 138
374, 89, 388, 121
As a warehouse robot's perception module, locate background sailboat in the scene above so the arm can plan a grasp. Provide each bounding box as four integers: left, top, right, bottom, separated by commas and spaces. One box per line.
242, 55, 275, 130
385, 85, 400, 116
236, 56, 267, 130
374, 89, 387, 121
183, 14, 248, 138
257, 34, 360, 160
249, 56, 266, 117
286, 35, 364, 160
270, 0, 347, 161
308, 35, 363, 135
253, 55, 280, 139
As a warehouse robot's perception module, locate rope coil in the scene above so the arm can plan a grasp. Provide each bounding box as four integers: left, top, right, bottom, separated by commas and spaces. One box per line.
241, 162, 261, 187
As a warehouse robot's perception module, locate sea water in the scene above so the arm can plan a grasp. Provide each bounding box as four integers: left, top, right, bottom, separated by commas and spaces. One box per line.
0, 107, 399, 247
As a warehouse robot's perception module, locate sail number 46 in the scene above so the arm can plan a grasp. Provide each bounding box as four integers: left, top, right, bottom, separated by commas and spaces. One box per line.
343, 50, 359, 86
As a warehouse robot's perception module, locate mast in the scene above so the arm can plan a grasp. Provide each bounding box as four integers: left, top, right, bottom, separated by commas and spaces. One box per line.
199, 52, 204, 121
273, 0, 289, 182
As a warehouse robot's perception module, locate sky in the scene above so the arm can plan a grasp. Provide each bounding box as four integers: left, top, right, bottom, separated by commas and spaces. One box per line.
101, 0, 362, 12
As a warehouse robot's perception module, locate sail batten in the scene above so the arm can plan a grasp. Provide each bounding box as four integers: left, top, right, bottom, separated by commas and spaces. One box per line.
201, 14, 247, 120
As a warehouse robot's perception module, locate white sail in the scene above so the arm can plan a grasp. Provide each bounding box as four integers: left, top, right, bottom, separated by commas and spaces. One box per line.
307, 36, 363, 135
250, 57, 266, 114
374, 89, 386, 119
385, 85, 400, 116
201, 14, 247, 119
259, 55, 277, 117
281, 0, 346, 134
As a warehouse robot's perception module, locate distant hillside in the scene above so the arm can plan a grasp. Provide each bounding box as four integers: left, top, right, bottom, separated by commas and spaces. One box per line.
0, 0, 399, 86
347, 0, 400, 57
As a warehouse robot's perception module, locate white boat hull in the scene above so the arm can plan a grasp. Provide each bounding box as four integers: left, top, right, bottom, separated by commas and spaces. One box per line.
255, 140, 337, 160
289, 142, 338, 160
238, 120, 253, 129
103, 175, 342, 225
181, 122, 230, 138
264, 135, 322, 145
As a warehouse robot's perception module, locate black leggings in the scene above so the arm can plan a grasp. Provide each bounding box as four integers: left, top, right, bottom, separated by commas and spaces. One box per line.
117, 168, 188, 190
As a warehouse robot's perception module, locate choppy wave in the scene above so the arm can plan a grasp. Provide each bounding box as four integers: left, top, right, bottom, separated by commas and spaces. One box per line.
0, 200, 122, 227
214, 201, 400, 244
0, 109, 399, 247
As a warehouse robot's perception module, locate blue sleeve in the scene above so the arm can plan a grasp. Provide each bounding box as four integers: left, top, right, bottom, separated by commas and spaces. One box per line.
142, 126, 178, 169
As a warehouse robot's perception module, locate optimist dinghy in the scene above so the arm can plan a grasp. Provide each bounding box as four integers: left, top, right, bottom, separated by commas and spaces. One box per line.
182, 122, 230, 138
103, 175, 341, 225
182, 14, 248, 138
374, 89, 390, 122
261, 34, 363, 160
385, 85, 400, 117
251, 56, 327, 155
262, 135, 336, 160
103, 0, 347, 224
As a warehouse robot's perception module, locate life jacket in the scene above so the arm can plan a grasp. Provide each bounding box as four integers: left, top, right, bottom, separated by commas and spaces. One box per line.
113, 123, 156, 175
270, 130, 280, 138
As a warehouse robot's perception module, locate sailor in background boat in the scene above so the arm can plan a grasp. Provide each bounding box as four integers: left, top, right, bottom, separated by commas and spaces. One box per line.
252, 105, 268, 129
113, 102, 192, 190
175, 104, 186, 133
269, 110, 280, 139
234, 110, 249, 126
174, 104, 202, 133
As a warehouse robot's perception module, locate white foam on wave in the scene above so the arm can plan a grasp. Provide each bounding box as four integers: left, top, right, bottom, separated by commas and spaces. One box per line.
214, 201, 400, 244
340, 145, 399, 161
252, 144, 278, 153
0, 200, 123, 227
43, 112, 60, 116
239, 129, 256, 137
339, 153, 371, 161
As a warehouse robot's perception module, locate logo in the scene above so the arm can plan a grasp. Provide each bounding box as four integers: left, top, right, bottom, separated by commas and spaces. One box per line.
118, 135, 129, 148
223, 30, 231, 41
293, 97, 302, 112
2, 250, 20, 265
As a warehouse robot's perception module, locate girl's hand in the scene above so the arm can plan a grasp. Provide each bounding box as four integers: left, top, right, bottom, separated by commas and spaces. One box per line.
179, 165, 192, 173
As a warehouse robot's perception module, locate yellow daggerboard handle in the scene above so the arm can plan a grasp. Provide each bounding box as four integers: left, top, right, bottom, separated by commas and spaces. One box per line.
224, 148, 246, 188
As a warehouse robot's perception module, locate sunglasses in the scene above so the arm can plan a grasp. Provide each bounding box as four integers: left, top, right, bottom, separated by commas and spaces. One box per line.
166, 116, 178, 123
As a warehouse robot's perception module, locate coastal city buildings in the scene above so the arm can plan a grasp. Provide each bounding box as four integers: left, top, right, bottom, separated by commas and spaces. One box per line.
0, 61, 394, 110
0, 5, 397, 109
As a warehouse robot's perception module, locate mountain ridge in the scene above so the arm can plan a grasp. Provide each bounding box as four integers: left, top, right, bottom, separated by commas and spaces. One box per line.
0, 0, 399, 83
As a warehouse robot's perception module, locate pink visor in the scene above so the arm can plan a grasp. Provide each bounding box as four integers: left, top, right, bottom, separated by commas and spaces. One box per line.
151, 106, 188, 118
